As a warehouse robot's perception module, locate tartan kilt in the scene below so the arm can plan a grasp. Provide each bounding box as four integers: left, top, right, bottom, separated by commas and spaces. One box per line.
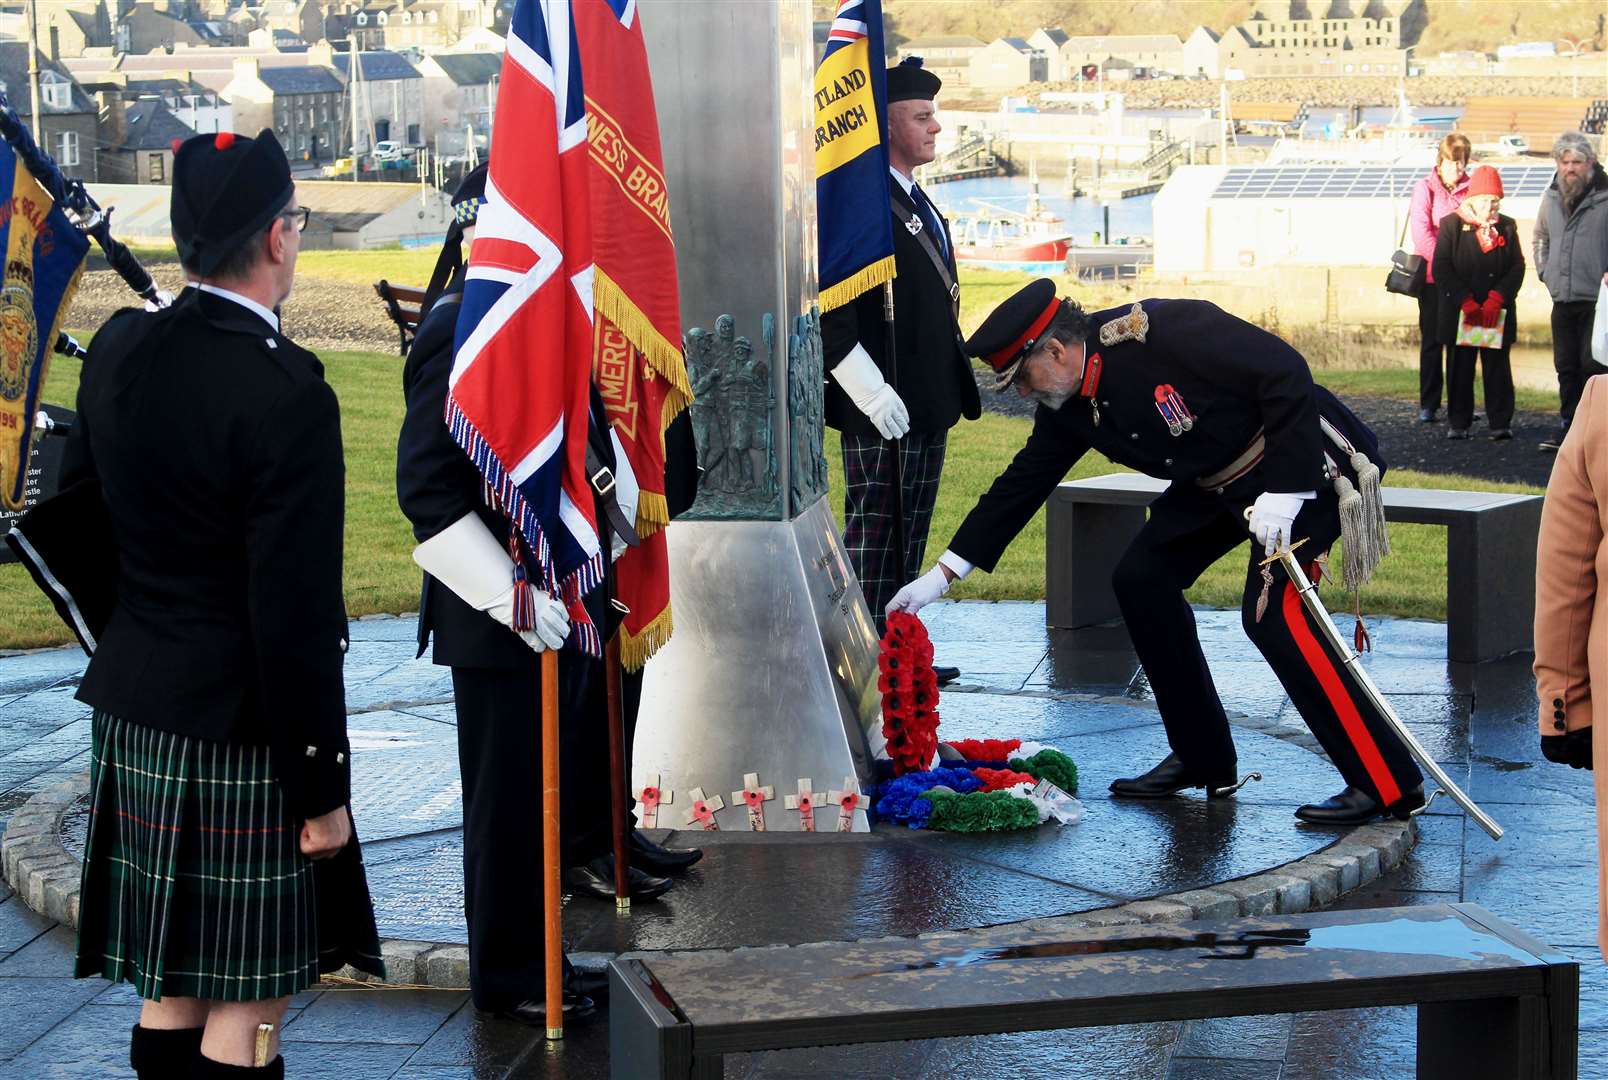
74, 711, 384, 1001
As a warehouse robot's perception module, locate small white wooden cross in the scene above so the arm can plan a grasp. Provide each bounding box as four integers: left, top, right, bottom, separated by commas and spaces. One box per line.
784, 778, 822, 832
633, 773, 672, 830
732, 772, 776, 832
685, 786, 725, 831
828, 776, 869, 833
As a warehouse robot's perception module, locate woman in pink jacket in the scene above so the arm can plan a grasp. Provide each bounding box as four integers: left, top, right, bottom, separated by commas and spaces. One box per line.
1408, 133, 1472, 423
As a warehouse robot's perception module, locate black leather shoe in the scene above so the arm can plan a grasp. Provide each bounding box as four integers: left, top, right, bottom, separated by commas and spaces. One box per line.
1109, 753, 1237, 799
630, 829, 702, 874
494, 992, 598, 1027
933, 665, 960, 685
566, 966, 610, 1001
1294, 784, 1424, 825
566, 857, 672, 902
1417, 408, 1436, 423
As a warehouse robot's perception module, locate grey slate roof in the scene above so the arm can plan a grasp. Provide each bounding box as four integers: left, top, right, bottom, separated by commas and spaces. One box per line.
333, 51, 422, 81
430, 51, 502, 86
0, 43, 94, 115
256, 65, 344, 95
120, 99, 198, 151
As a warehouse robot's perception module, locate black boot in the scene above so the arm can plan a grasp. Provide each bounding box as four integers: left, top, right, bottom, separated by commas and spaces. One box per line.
629, 829, 702, 874
192, 1052, 285, 1079
1109, 753, 1238, 799
1294, 784, 1423, 825
130, 1024, 204, 1080
566, 856, 672, 901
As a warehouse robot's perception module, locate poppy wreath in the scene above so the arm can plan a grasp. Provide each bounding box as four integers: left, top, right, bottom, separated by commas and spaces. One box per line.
879, 611, 941, 775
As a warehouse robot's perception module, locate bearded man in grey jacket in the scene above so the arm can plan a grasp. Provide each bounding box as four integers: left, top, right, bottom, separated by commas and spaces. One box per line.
1534, 131, 1608, 451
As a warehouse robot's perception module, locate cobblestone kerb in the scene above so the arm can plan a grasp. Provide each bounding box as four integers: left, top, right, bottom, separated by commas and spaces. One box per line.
2, 768, 1417, 990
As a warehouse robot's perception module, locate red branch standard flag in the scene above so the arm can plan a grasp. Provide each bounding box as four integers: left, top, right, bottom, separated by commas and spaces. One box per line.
574, 0, 689, 670
450, 0, 605, 656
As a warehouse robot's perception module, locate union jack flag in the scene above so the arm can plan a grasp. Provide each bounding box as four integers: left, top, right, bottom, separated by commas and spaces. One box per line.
450, 0, 604, 654
825, 0, 869, 45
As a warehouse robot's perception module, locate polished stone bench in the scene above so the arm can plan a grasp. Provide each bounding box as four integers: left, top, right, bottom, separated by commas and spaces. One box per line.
608, 904, 1577, 1080
1045, 473, 1543, 664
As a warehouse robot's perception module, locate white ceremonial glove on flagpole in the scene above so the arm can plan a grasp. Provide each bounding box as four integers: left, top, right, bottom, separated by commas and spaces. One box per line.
887, 551, 973, 616
412, 512, 570, 651
831, 342, 910, 440
1246, 492, 1305, 556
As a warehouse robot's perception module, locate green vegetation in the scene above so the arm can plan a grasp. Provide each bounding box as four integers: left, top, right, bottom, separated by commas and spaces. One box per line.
1, 346, 1541, 651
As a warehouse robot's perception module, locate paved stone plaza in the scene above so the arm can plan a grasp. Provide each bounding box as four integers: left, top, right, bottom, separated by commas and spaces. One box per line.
0, 602, 1601, 1077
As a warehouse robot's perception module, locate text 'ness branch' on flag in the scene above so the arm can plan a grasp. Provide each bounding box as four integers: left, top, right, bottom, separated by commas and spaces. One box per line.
814, 0, 895, 313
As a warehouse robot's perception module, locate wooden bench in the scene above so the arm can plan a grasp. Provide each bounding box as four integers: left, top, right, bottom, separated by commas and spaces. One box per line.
374, 279, 428, 355
1045, 473, 1543, 664
608, 903, 1577, 1079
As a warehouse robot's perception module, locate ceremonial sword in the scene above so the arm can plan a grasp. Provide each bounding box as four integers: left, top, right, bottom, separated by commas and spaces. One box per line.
1274, 546, 1504, 841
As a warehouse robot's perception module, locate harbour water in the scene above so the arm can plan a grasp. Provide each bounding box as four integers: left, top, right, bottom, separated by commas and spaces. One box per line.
929, 176, 1156, 244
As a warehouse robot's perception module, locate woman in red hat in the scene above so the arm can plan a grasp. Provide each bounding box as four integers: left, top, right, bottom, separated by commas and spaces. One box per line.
1432, 164, 1525, 440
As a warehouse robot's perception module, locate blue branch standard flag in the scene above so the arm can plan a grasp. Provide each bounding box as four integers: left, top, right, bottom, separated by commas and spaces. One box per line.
0, 141, 88, 512
814, 0, 894, 313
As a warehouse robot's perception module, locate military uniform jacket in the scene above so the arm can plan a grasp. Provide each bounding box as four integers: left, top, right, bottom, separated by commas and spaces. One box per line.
61, 289, 351, 819
951, 299, 1349, 573
396, 274, 702, 669
821, 178, 981, 436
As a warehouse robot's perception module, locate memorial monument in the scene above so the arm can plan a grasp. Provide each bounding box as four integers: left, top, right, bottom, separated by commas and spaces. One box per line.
635, 0, 883, 831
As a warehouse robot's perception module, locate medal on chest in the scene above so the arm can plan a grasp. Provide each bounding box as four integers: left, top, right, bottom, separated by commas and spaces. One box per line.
1153, 383, 1194, 436
905, 214, 922, 236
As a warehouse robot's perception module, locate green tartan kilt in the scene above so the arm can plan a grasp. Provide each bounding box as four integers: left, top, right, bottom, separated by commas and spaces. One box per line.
74, 711, 383, 1001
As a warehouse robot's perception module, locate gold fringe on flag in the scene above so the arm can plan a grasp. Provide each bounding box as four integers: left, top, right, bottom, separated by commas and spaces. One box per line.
817, 254, 896, 314
593, 267, 691, 403
618, 602, 673, 672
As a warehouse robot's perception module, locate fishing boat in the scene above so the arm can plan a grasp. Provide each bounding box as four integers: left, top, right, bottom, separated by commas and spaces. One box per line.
947, 160, 1074, 269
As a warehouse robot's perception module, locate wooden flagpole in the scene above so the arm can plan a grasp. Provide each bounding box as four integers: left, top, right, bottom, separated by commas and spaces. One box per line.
605, 631, 631, 910
541, 648, 564, 1040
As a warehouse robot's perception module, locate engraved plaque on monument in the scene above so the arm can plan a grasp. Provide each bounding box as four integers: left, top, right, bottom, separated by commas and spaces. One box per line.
635, 0, 882, 831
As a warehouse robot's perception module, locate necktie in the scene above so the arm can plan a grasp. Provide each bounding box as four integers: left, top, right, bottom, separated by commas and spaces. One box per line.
910, 182, 947, 259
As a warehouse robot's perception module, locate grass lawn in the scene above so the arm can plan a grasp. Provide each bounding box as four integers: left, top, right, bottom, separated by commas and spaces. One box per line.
0, 346, 1543, 651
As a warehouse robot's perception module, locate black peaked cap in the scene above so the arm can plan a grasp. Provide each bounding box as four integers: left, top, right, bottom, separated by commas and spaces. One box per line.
171, 129, 293, 277
965, 278, 1062, 391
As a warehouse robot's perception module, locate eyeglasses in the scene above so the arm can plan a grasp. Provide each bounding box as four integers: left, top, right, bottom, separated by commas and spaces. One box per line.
281, 206, 311, 233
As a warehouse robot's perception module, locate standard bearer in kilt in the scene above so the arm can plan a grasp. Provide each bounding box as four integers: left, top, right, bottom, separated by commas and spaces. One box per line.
396, 169, 702, 1028
822, 57, 979, 678
63, 129, 382, 1080
890, 279, 1427, 826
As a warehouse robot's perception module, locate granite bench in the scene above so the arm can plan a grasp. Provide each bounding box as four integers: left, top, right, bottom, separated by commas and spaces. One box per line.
1045, 473, 1543, 664
608, 903, 1577, 1080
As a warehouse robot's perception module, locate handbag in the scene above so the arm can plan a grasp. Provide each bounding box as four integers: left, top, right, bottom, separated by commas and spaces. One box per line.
1385, 213, 1426, 297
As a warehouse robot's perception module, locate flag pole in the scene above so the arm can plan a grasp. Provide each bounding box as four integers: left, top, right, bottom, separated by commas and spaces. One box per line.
540, 648, 564, 1041
881, 280, 907, 580
604, 626, 631, 911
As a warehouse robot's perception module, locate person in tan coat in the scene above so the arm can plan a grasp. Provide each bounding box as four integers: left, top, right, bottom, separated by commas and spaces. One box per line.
1534, 374, 1605, 953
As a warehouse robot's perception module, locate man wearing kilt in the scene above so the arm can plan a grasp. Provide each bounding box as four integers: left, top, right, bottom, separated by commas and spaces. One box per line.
822, 58, 979, 680
62, 130, 382, 1079
891, 280, 1427, 826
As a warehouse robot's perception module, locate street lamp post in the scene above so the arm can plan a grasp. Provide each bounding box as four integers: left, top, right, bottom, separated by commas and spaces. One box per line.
1557, 38, 1584, 99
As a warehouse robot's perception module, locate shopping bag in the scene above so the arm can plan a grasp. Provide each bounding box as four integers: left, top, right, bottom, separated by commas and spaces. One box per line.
1455, 308, 1506, 350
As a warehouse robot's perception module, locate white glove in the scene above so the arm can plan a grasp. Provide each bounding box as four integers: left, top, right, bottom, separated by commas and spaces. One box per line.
1246, 492, 1304, 556
831, 343, 910, 440
886, 564, 952, 616
412, 512, 571, 652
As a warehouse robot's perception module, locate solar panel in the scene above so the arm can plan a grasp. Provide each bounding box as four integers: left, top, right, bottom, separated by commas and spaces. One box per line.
1210, 165, 1559, 200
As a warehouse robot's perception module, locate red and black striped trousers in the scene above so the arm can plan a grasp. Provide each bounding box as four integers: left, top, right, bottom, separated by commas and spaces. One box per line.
1109, 481, 1423, 808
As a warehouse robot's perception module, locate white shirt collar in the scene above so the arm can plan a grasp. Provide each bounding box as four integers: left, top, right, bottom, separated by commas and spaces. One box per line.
196, 283, 280, 333
889, 165, 915, 197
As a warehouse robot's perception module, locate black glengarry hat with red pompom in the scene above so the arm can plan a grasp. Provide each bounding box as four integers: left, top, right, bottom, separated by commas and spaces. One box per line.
171, 129, 294, 276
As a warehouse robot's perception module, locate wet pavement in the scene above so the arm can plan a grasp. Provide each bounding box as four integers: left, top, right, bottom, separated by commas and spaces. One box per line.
0, 602, 1598, 1077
